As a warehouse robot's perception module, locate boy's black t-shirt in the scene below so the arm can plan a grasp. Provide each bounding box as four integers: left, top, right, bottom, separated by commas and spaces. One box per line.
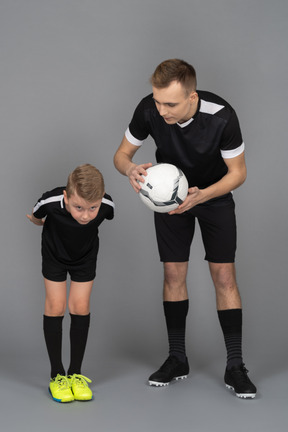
33, 187, 114, 265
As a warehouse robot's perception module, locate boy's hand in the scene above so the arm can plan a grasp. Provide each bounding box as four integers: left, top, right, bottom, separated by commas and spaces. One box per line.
26, 213, 45, 226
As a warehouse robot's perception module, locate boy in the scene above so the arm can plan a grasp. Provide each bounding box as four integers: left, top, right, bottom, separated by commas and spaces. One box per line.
27, 164, 114, 402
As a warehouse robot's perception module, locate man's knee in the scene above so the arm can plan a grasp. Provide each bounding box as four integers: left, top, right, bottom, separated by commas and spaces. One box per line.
164, 262, 188, 287
210, 263, 237, 290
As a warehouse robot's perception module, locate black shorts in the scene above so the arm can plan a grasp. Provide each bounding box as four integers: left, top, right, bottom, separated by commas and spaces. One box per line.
154, 193, 237, 263
42, 256, 97, 283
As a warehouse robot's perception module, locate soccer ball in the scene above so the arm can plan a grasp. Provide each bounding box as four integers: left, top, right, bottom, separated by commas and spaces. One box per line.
139, 163, 188, 213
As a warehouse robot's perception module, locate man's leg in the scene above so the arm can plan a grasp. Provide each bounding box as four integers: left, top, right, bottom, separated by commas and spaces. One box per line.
163, 262, 189, 362
209, 263, 243, 367
148, 262, 190, 386
209, 262, 256, 398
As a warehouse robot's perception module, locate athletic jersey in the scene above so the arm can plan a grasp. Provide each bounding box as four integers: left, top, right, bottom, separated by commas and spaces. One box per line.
125, 91, 244, 189
33, 187, 114, 265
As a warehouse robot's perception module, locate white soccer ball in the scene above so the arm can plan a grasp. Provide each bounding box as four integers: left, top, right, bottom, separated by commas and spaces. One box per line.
139, 163, 188, 213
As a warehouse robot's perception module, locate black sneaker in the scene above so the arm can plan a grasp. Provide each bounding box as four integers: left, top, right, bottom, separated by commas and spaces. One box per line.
148, 355, 189, 387
224, 363, 257, 399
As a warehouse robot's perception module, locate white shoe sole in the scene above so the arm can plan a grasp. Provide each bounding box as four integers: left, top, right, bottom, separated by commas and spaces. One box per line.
225, 383, 256, 399
148, 375, 188, 387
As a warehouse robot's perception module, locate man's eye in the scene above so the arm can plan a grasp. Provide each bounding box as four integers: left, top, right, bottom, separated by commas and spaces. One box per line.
168, 103, 176, 107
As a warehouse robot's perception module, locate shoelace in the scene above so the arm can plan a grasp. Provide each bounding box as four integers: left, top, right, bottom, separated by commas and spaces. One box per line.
53, 374, 71, 389
232, 365, 251, 383
69, 374, 92, 387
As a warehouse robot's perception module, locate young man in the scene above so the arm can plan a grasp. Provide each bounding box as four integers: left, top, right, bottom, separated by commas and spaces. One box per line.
27, 164, 114, 402
114, 59, 256, 398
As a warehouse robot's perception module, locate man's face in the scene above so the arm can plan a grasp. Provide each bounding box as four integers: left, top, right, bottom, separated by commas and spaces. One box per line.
152, 81, 198, 125
64, 190, 102, 225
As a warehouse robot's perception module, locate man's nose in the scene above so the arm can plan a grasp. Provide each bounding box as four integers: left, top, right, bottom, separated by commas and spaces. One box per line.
158, 104, 167, 116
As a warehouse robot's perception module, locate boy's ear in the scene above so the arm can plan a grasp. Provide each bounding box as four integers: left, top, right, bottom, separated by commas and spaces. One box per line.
63, 190, 68, 204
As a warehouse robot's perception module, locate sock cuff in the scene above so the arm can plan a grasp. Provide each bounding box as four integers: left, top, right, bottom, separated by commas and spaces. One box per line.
218, 308, 242, 333
43, 315, 64, 331
70, 313, 90, 329
164, 300, 189, 329
164, 299, 189, 313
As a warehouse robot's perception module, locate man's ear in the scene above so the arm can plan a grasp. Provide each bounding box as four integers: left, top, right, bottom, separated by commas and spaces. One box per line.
189, 91, 198, 103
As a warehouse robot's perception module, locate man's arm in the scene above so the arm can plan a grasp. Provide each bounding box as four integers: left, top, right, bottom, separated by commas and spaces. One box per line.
114, 135, 152, 192
170, 152, 247, 214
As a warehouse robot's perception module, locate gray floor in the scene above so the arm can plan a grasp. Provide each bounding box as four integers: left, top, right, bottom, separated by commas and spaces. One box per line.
1, 351, 287, 432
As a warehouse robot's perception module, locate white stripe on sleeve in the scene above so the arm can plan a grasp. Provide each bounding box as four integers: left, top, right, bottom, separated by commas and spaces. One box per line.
33, 195, 64, 213
125, 128, 144, 147
102, 197, 115, 209
221, 143, 245, 159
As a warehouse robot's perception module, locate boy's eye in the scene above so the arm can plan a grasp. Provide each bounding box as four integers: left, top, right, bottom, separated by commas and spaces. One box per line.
168, 103, 177, 107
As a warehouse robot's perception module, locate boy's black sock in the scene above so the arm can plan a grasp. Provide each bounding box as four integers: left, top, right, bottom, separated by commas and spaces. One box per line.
217, 308, 243, 370
164, 300, 189, 363
43, 315, 65, 379
67, 313, 90, 376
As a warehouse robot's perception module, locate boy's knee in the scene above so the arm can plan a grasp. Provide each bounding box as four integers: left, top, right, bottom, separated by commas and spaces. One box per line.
68, 302, 90, 316
45, 301, 66, 316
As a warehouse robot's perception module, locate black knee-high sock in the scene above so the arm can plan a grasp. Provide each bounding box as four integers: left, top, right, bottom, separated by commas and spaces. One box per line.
43, 315, 65, 379
164, 300, 189, 363
218, 308, 243, 370
67, 313, 90, 376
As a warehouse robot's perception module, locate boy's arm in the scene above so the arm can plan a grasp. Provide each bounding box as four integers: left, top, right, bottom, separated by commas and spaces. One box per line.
26, 212, 45, 226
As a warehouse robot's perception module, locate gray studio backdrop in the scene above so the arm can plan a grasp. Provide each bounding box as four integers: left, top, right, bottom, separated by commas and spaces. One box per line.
0, 0, 287, 383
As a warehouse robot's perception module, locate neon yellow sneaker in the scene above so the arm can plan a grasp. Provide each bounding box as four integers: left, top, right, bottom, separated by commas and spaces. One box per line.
68, 374, 93, 401
49, 374, 74, 403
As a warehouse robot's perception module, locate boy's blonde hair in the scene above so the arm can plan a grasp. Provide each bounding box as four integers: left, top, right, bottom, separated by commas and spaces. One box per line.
66, 164, 104, 202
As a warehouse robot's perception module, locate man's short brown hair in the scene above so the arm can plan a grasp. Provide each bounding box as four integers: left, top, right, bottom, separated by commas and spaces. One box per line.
66, 164, 104, 202
150, 59, 197, 94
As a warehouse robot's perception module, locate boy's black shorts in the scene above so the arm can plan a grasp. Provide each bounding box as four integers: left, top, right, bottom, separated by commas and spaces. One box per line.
42, 256, 97, 282
154, 193, 237, 263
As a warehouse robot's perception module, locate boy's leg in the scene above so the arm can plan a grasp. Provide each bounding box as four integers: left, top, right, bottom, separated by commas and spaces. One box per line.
43, 315, 65, 378
43, 279, 67, 378
67, 280, 93, 374
44, 278, 67, 317
67, 313, 90, 376
67, 280, 94, 400
68, 280, 93, 316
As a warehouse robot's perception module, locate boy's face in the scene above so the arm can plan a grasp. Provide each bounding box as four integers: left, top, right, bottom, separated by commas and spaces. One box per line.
63, 190, 102, 225
152, 80, 198, 124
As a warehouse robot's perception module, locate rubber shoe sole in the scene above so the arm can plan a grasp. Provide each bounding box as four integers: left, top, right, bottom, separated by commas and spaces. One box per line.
149, 374, 188, 387
148, 355, 189, 387
49, 388, 74, 403
225, 383, 256, 399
